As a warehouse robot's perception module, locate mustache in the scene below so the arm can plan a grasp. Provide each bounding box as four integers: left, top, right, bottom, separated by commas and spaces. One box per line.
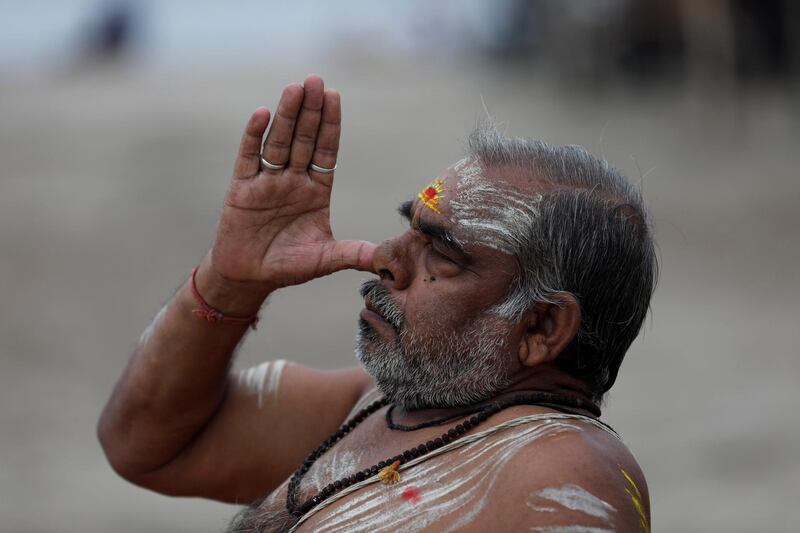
359, 279, 405, 332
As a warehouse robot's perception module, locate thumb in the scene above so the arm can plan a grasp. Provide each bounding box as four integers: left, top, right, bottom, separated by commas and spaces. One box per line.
320, 240, 377, 276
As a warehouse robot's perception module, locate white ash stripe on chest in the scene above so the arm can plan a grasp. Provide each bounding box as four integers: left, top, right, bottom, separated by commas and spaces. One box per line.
306, 420, 584, 533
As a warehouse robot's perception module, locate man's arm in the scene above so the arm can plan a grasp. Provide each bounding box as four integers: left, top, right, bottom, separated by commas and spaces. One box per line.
97, 75, 376, 503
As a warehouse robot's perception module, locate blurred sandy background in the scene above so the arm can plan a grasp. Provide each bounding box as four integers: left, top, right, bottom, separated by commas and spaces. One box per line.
1, 1, 799, 532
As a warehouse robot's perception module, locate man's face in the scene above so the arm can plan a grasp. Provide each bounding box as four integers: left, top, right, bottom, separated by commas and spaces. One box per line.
356, 160, 526, 409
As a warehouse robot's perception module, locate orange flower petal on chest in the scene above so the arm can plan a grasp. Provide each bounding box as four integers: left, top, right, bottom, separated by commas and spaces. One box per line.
378, 460, 402, 484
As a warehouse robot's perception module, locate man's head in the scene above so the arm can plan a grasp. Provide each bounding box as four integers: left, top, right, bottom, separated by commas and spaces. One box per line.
356, 122, 657, 408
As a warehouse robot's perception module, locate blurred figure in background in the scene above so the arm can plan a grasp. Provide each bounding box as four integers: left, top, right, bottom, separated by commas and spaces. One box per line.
77, 1, 141, 65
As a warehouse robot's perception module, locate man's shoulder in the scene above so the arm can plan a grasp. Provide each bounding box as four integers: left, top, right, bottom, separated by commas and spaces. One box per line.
473, 410, 651, 532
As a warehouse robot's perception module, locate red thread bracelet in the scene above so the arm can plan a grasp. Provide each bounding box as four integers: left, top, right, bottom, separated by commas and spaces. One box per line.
189, 267, 260, 330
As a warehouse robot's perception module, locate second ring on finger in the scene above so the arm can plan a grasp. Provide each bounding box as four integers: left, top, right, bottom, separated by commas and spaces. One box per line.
260, 155, 286, 171
309, 162, 337, 174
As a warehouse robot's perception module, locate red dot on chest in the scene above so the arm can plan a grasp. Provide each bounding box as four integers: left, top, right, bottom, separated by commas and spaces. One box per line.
402, 486, 422, 503
423, 187, 437, 199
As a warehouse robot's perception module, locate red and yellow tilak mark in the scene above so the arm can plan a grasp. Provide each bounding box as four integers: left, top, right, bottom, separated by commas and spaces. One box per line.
418, 178, 446, 214
619, 465, 650, 533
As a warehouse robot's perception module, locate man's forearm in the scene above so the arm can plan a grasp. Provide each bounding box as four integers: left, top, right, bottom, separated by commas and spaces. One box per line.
97, 254, 272, 477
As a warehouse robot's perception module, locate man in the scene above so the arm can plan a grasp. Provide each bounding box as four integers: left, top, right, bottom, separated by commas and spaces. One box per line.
98, 75, 656, 532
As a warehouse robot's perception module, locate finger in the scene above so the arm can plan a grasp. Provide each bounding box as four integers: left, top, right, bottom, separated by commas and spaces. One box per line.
308, 89, 341, 186
261, 83, 304, 171
288, 74, 325, 171
320, 240, 377, 276
233, 107, 271, 179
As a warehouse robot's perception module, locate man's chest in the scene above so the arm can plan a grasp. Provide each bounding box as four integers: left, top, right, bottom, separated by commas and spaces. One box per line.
255, 416, 574, 532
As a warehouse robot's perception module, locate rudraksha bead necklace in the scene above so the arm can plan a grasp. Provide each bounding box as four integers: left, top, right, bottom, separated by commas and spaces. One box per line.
285, 392, 600, 517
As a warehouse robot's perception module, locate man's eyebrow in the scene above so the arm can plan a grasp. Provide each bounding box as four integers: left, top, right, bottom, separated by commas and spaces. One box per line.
397, 200, 469, 257
398, 200, 414, 221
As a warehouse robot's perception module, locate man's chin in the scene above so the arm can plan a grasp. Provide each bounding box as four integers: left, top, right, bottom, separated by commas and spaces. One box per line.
354, 321, 513, 410
359, 370, 493, 411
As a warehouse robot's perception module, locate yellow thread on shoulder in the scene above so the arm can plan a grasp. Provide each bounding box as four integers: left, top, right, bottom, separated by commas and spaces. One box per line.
619, 465, 650, 533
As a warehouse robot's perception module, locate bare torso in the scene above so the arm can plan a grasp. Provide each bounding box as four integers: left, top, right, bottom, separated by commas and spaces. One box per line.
234, 388, 648, 533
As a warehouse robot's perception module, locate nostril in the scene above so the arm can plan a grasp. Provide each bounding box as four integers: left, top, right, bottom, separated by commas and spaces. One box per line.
379, 269, 394, 282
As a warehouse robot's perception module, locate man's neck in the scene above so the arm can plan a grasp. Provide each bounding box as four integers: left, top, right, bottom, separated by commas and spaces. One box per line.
393, 364, 595, 425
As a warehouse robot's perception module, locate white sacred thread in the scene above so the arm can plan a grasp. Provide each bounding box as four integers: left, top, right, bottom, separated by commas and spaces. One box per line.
529, 484, 616, 521
530, 527, 614, 533
450, 157, 543, 255
237, 359, 288, 408
286, 413, 621, 533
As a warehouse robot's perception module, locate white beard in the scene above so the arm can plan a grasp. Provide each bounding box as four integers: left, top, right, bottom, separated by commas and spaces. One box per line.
355, 311, 514, 410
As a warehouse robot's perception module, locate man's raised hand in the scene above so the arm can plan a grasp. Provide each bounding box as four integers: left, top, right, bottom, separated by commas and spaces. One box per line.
209, 75, 376, 290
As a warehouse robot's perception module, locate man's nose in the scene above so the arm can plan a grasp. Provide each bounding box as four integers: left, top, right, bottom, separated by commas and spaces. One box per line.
371, 237, 413, 290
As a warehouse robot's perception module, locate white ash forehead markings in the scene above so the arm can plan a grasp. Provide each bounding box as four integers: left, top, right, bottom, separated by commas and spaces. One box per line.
530, 527, 615, 533
310, 420, 584, 533
452, 156, 482, 178
450, 159, 543, 254
236, 359, 288, 408
528, 484, 616, 521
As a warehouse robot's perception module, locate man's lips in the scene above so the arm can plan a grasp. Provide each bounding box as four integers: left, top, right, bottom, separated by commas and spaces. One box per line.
361, 298, 394, 330
360, 307, 386, 323
362, 299, 387, 321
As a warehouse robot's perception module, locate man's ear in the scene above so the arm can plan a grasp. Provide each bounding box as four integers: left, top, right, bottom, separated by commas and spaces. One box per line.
518, 293, 581, 367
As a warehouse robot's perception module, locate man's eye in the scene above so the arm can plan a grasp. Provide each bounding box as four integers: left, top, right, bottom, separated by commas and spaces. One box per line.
432, 247, 455, 263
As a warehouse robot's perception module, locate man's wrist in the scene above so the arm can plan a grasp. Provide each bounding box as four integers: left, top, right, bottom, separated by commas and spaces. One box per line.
192, 256, 274, 317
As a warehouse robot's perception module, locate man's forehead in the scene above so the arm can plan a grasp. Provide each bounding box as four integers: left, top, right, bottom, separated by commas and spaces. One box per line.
409, 158, 544, 256
414, 160, 481, 217
411, 167, 467, 228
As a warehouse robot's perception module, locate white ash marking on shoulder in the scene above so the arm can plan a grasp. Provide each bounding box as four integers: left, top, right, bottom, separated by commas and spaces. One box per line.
308, 419, 585, 533
266, 359, 286, 397
529, 484, 616, 521
237, 359, 288, 408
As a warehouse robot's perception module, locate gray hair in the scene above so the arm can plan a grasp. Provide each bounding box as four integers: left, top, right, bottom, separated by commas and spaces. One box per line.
464, 122, 658, 402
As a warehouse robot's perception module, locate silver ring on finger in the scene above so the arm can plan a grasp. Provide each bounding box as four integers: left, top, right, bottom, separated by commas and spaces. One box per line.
309, 162, 337, 174
260, 155, 286, 171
